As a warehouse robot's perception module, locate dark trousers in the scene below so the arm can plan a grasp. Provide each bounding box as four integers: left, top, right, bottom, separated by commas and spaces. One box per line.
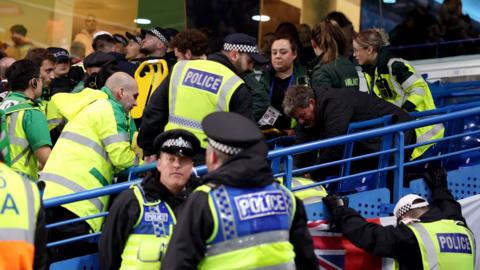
46, 206, 98, 266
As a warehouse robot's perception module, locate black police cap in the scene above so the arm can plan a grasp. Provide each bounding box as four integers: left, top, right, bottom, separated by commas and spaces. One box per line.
141, 27, 171, 45
47, 47, 70, 63
153, 129, 200, 157
223, 33, 268, 64
83, 51, 115, 68
202, 112, 263, 155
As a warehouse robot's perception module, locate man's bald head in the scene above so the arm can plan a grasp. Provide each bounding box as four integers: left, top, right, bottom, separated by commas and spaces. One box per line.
0, 57, 15, 79
105, 72, 138, 112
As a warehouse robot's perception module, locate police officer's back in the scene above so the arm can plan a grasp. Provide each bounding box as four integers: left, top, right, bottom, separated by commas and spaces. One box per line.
161, 112, 318, 269
322, 168, 475, 270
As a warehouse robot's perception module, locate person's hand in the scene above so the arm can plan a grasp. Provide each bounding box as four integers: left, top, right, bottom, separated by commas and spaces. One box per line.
322, 194, 348, 212
423, 168, 448, 190
144, 154, 157, 163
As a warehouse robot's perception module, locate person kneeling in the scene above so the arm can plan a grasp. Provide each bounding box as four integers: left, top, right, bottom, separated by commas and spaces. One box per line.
99, 129, 200, 270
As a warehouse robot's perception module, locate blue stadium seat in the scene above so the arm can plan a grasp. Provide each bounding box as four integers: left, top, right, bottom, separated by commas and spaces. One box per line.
49, 253, 99, 270
335, 174, 380, 194
304, 188, 391, 221
408, 164, 480, 201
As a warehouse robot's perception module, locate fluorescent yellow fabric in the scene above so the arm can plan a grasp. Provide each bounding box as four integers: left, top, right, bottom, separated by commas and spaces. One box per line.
165, 60, 243, 148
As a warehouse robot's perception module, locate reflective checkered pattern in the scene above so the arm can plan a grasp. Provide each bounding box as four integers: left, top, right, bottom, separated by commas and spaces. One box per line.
150, 28, 169, 45
212, 186, 237, 240
134, 36, 142, 44
208, 138, 242, 155
223, 43, 259, 54
149, 205, 167, 237
169, 115, 202, 130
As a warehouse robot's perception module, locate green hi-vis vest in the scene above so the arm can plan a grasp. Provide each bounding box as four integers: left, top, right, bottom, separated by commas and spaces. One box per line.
279, 177, 328, 204
403, 220, 476, 270
0, 162, 40, 269
165, 60, 244, 149
364, 58, 444, 160
120, 185, 176, 270
0, 100, 41, 180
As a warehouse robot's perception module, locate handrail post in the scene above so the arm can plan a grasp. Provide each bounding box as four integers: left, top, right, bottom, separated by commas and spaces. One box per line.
284, 155, 293, 190
393, 131, 405, 202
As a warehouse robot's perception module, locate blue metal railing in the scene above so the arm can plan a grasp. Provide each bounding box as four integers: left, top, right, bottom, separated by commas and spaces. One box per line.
44, 105, 480, 247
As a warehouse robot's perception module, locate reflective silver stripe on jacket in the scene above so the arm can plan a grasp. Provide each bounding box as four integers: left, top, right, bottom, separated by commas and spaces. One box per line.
22, 175, 36, 243
102, 133, 129, 147
169, 60, 189, 115
416, 123, 444, 143
8, 112, 32, 165
48, 118, 65, 126
205, 230, 290, 256
60, 131, 111, 164
411, 223, 439, 270
0, 177, 37, 243
168, 115, 203, 130
400, 74, 422, 90
216, 75, 242, 111
40, 172, 104, 213
256, 262, 296, 270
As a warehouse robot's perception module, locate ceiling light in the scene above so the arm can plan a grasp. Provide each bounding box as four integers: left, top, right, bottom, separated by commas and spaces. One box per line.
251, 15, 270, 22
383, 0, 396, 3
134, 18, 151, 25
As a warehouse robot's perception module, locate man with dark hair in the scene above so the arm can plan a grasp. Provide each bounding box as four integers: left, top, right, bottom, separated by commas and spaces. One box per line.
171, 29, 208, 61
112, 34, 128, 55
125, 32, 145, 63
5, 24, 33, 60
138, 33, 267, 163
92, 31, 116, 53
282, 85, 415, 181
140, 27, 171, 59
24, 48, 55, 94
0, 57, 15, 99
47, 47, 84, 94
0, 60, 52, 180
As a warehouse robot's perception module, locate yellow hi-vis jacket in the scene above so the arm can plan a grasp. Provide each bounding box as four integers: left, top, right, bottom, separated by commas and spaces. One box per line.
364, 58, 444, 160
164, 60, 244, 149
0, 162, 40, 270
279, 177, 328, 204
41, 86, 141, 232
393, 220, 476, 270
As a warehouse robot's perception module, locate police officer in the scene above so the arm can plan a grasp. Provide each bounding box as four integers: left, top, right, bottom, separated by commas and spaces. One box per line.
353, 29, 444, 160
0, 129, 47, 269
322, 168, 476, 270
138, 33, 267, 163
161, 112, 318, 269
99, 129, 200, 270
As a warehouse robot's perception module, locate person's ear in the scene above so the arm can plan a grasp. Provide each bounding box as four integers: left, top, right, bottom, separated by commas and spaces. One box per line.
30, 78, 38, 89
308, 98, 316, 107
185, 49, 192, 60
367, 46, 374, 55
311, 40, 317, 49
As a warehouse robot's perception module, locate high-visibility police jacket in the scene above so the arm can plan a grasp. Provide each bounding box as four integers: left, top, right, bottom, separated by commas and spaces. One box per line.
41, 86, 141, 232
165, 60, 244, 148
363, 57, 444, 159
0, 96, 47, 180
395, 220, 476, 270
279, 177, 328, 204
120, 184, 176, 270
0, 162, 41, 270
195, 182, 297, 270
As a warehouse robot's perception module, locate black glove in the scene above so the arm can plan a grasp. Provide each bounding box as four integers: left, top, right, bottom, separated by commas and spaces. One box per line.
423, 167, 448, 191
322, 194, 348, 212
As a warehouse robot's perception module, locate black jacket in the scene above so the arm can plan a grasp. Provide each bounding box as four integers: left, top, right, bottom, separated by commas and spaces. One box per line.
161, 141, 318, 269
310, 55, 360, 90
137, 52, 254, 156
34, 202, 47, 270
98, 173, 192, 270
330, 186, 466, 270
296, 87, 415, 180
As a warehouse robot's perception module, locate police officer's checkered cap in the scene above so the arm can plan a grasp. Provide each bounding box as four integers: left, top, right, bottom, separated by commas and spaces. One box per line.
208, 138, 242, 156
223, 43, 260, 54
149, 28, 169, 46
393, 194, 429, 219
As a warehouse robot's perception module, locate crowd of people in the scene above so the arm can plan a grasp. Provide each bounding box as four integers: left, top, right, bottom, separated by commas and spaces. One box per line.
0, 7, 476, 270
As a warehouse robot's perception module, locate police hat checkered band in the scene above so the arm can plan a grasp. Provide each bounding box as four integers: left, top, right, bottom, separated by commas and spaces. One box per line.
53, 51, 69, 59
150, 28, 169, 45
162, 137, 192, 150
394, 194, 429, 219
134, 36, 142, 44
208, 138, 242, 155
223, 43, 259, 54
